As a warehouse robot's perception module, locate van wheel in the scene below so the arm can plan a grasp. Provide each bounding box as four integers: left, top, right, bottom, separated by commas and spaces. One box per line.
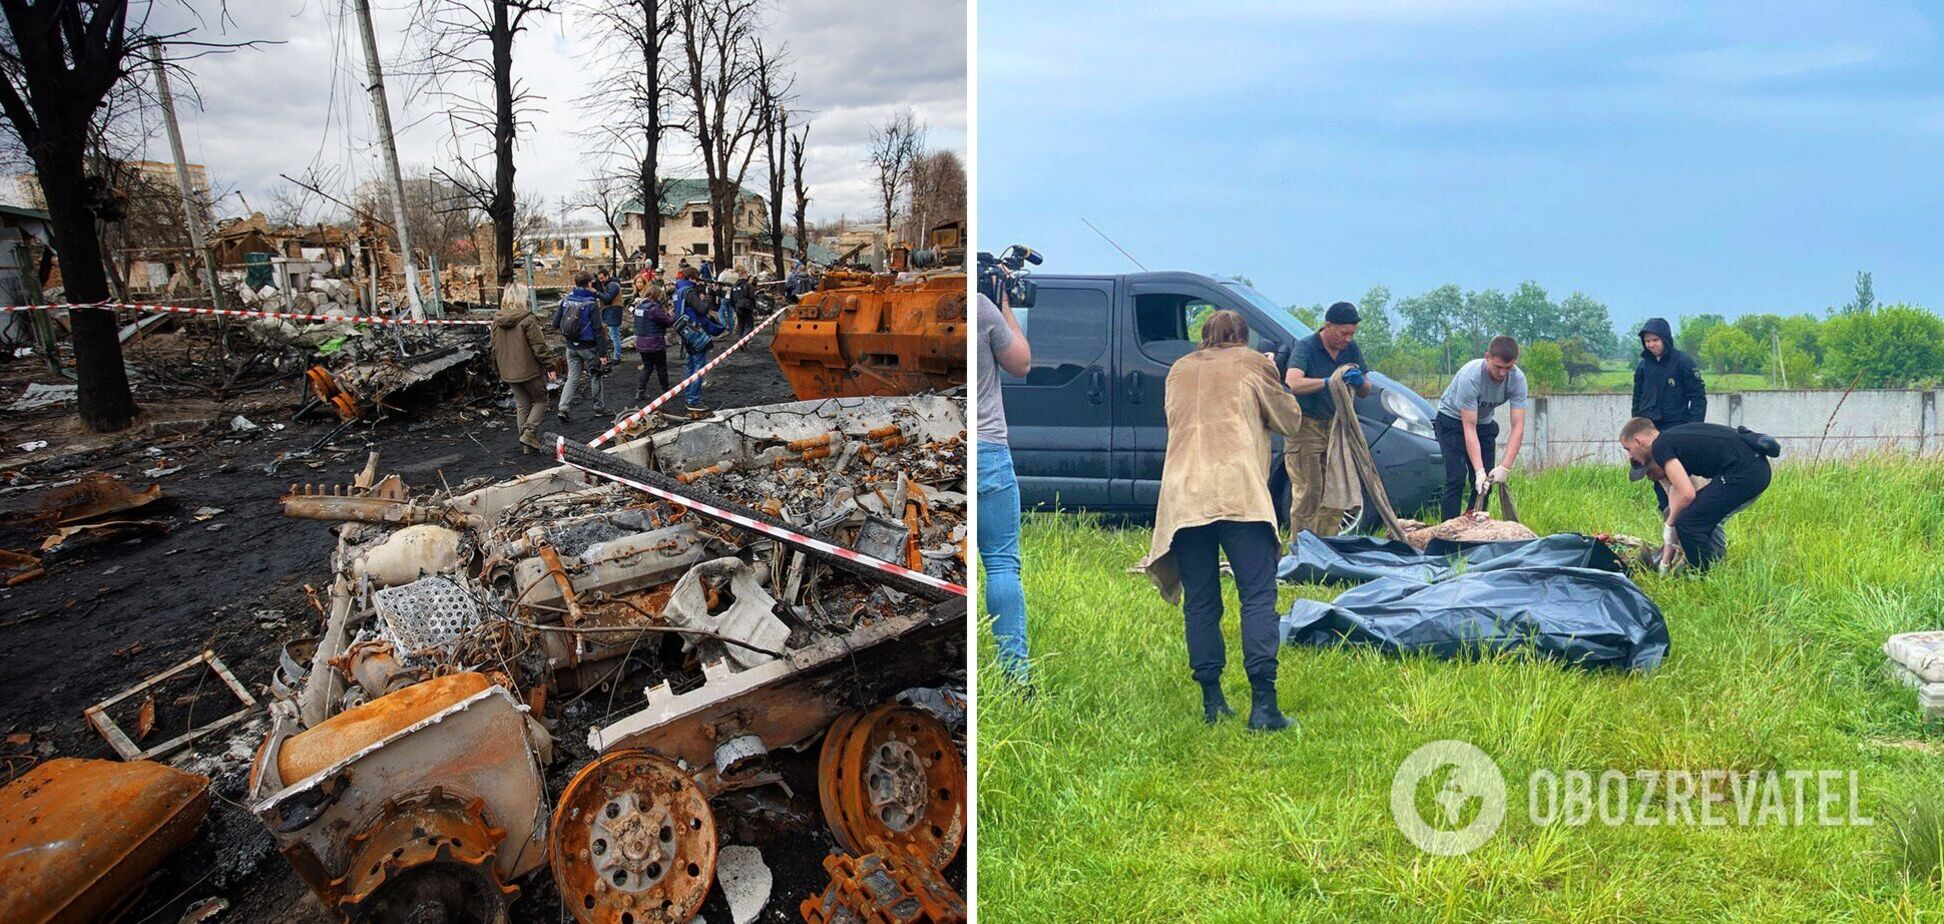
1337, 482, 1369, 535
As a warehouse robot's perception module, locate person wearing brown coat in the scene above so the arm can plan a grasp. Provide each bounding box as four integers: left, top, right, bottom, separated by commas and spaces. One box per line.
1140, 310, 1306, 731
491, 299, 554, 454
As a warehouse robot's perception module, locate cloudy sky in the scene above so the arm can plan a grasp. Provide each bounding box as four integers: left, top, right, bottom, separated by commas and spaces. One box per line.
979, 0, 1944, 325
130, 0, 964, 226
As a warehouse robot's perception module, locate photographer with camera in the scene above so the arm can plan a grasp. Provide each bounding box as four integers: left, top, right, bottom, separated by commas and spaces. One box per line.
976, 246, 1042, 690
670, 269, 726, 415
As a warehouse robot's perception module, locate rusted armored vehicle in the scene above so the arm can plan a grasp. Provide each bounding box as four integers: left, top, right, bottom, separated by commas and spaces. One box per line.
770, 222, 968, 400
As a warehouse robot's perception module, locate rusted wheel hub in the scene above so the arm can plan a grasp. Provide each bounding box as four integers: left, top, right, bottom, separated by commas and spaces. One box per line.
330, 787, 517, 924
551, 750, 716, 924
817, 704, 964, 867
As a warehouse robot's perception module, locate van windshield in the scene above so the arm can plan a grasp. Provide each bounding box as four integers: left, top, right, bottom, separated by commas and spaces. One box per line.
1221, 282, 1313, 340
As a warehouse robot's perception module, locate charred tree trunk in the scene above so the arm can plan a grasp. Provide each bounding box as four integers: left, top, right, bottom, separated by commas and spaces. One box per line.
790, 124, 808, 267
43, 154, 137, 430
490, 2, 518, 284
764, 104, 785, 275
0, 1, 140, 432
639, 0, 662, 265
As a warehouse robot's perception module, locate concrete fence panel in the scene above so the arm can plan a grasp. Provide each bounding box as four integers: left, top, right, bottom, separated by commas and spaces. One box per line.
1481, 389, 1944, 470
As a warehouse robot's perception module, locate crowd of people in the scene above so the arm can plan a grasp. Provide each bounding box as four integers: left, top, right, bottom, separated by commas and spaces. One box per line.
489, 257, 813, 453
978, 292, 1776, 731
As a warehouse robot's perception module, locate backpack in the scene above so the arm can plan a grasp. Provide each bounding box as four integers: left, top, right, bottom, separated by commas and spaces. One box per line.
668, 288, 714, 354
555, 292, 598, 344
1736, 425, 1783, 459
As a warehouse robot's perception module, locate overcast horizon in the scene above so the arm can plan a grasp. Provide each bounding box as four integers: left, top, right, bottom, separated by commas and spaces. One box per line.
979, 0, 1944, 326
66, 0, 965, 230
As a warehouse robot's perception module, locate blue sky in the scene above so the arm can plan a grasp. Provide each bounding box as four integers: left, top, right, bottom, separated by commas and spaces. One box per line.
977, 0, 1944, 327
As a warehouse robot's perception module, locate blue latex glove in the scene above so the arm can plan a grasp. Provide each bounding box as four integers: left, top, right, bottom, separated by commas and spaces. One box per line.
1342, 366, 1366, 389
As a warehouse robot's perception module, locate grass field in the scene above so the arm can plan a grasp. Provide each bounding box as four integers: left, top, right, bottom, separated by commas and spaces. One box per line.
976, 459, 1944, 922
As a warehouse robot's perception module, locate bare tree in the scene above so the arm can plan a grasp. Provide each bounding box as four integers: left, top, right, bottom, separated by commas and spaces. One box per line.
355, 172, 480, 267
789, 120, 808, 265
751, 39, 793, 278
900, 149, 965, 244
866, 108, 925, 245
0, 1, 252, 431
408, 0, 553, 285
567, 172, 630, 271
674, 0, 764, 268
578, 0, 674, 265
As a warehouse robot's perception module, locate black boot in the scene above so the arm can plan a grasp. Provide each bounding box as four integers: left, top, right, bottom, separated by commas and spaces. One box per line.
1247, 682, 1291, 732
1200, 681, 1235, 724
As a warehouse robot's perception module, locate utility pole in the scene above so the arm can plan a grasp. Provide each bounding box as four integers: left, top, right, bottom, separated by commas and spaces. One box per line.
149, 49, 222, 309
351, 0, 426, 318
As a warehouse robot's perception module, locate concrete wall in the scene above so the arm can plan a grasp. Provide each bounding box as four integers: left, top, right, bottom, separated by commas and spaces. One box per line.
1492, 389, 1944, 469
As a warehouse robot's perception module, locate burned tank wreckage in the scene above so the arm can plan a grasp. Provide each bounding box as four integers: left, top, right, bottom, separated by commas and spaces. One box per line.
770, 223, 968, 400
250, 395, 968, 923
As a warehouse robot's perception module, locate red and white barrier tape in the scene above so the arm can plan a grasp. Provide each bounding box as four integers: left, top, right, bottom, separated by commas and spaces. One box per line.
587, 305, 791, 449
0, 301, 491, 327
555, 437, 967, 598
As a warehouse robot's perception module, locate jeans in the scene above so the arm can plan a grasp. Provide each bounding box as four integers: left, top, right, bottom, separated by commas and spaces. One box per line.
1172, 520, 1281, 686
560, 346, 606, 413
977, 442, 1030, 681
1674, 458, 1770, 571
1434, 412, 1499, 520
683, 348, 708, 406
606, 322, 624, 362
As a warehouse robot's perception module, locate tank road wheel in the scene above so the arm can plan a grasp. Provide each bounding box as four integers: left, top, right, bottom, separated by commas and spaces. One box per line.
817, 704, 965, 867
331, 788, 519, 924
551, 750, 717, 924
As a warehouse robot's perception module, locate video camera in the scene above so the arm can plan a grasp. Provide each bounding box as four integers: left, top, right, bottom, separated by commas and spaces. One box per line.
977, 244, 1041, 308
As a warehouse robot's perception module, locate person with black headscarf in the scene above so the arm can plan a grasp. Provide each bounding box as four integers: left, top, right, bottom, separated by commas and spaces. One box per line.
1631, 317, 1708, 511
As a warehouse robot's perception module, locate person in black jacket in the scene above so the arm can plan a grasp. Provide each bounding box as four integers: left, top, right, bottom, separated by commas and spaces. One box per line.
1631, 317, 1708, 510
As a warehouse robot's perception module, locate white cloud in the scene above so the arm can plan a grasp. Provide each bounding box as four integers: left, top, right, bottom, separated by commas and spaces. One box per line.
135, 0, 963, 225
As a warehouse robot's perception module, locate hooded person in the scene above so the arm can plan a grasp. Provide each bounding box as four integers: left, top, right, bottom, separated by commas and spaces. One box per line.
1631, 317, 1708, 509
1632, 318, 1707, 429
491, 297, 554, 453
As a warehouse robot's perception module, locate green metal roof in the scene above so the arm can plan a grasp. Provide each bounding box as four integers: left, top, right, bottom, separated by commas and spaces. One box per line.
620, 178, 765, 217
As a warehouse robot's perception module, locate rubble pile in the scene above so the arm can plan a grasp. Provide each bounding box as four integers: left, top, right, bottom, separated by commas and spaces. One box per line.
242, 394, 967, 922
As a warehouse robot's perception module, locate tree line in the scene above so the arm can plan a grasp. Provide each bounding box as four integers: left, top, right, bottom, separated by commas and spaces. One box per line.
1288, 271, 1944, 392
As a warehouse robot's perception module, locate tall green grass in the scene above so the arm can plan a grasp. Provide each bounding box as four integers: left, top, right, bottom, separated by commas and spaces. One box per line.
976, 458, 1944, 922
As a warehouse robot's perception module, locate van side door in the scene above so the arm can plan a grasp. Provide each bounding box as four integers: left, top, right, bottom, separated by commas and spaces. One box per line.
997, 279, 1117, 508
1114, 282, 1289, 508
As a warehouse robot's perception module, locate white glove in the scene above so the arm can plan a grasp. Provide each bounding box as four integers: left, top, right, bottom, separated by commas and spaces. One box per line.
1489, 465, 1510, 484
1663, 523, 1678, 548
1474, 470, 1490, 496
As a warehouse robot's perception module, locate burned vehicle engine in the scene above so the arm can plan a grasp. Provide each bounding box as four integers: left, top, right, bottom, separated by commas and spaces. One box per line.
248, 394, 968, 923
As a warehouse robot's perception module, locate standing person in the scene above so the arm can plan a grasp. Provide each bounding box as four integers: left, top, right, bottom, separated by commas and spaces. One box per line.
673, 273, 726, 414
976, 292, 1033, 688
731, 272, 757, 336
632, 282, 674, 401
1433, 336, 1529, 519
1631, 317, 1708, 510
633, 260, 657, 295
785, 261, 808, 303
491, 287, 554, 454
595, 268, 626, 363
1141, 310, 1307, 731
1619, 418, 1773, 572
1282, 301, 1370, 537
551, 271, 612, 422
699, 256, 715, 281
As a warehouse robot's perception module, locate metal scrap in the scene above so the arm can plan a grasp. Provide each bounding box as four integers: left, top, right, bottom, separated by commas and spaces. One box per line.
83, 649, 259, 762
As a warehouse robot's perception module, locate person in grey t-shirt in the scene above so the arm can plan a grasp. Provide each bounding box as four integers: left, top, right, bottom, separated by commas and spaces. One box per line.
977, 293, 1034, 686
1432, 336, 1529, 519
